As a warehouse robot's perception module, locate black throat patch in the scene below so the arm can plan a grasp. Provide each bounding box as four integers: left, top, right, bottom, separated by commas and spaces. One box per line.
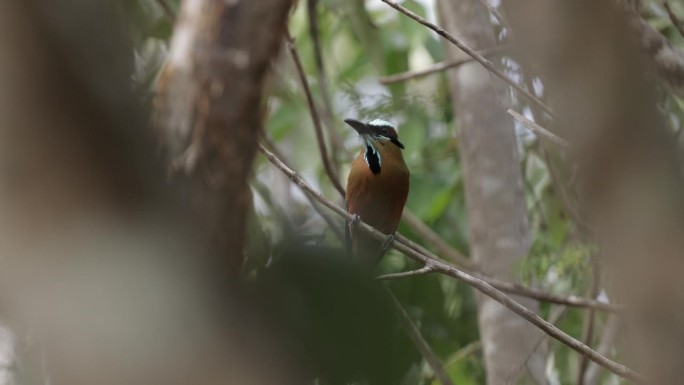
365, 145, 381, 174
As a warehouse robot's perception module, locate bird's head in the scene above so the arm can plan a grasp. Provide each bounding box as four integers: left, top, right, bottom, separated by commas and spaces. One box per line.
343, 118, 405, 150
344, 118, 404, 175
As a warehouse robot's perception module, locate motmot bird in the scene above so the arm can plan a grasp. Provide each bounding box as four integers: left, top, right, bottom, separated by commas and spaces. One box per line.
344, 118, 410, 265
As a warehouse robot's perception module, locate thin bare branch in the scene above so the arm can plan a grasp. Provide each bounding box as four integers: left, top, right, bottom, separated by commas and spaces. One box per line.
425, 341, 482, 385
285, 31, 346, 198
257, 144, 642, 383
401, 209, 471, 267
616, 0, 684, 97
387, 291, 455, 385
379, 0, 554, 117
583, 314, 620, 385
306, 0, 345, 167
507, 109, 571, 149
517, 64, 587, 234
477, 0, 512, 32
476, 274, 617, 312
663, 1, 684, 39
378, 45, 509, 84
509, 305, 569, 383
260, 136, 345, 241
445, 340, 482, 369
377, 265, 435, 280
155, 0, 176, 22
577, 257, 602, 385
542, 147, 590, 234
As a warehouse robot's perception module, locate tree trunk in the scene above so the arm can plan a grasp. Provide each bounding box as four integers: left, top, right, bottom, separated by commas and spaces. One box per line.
155, 0, 294, 276
437, 1, 547, 384
503, 1, 684, 383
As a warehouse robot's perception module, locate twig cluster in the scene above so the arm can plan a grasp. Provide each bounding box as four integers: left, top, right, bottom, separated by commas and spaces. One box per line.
379, 0, 554, 117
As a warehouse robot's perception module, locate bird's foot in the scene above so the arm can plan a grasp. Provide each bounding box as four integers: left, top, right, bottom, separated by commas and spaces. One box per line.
350, 214, 361, 229
382, 234, 395, 252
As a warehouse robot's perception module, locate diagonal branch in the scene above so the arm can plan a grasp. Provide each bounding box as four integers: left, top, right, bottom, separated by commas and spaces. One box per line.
257, 143, 642, 383
379, 0, 554, 117
472, 274, 617, 312
260, 136, 345, 241
477, 0, 512, 32
306, 0, 345, 166
377, 265, 435, 280
378, 45, 509, 84
663, 1, 684, 38
387, 291, 455, 385
577, 255, 602, 385
426, 341, 482, 384
508, 109, 571, 149
155, 0, 176, 22
401, 209, 472, 267
285, 31, 346, 198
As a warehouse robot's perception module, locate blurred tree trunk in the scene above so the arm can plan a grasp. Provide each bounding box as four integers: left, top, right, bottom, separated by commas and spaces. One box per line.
0, 1, 300, 385
503, 1, 684, 383
155, 0, 294, 276
437, 1, 547, 384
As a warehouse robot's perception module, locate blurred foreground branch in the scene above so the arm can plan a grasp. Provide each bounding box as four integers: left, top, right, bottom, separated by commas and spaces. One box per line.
155, 0, 295, 274
0, 1, 299, 384
502, 1, 684, 382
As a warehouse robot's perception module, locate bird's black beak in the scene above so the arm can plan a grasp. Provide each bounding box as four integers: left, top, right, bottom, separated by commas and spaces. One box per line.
391, 138, 405, 149
344, 118, 370, 135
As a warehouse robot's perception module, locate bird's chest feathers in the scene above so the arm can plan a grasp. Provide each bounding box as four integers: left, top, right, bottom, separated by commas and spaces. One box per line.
347, 142, 409, 227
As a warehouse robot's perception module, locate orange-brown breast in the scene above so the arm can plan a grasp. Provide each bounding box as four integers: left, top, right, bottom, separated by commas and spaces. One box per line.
345, 141, 409, 264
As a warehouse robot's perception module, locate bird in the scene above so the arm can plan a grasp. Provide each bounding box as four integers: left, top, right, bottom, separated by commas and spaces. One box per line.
344, 118, 410, 266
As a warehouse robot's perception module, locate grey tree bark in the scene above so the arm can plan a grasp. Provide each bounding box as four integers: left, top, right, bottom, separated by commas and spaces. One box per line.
437, 1, 547, 384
